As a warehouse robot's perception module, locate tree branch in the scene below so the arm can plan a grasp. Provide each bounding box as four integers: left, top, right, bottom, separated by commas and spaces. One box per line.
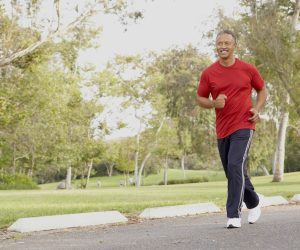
15, 154, 29, 161
276, 69, 299, 108
288, 124, 300, 135
0, 4, 96, 68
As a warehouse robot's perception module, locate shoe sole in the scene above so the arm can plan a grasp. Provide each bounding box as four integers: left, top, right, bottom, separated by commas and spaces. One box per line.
227, 224, 241, 229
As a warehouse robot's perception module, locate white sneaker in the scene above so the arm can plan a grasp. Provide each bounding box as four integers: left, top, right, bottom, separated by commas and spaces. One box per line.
248, 194, 264, 224
227, 218, 241, 228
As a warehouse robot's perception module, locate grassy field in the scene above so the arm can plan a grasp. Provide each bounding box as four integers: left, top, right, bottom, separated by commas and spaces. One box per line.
39, 169, 226, 189
0, 170, 299, 229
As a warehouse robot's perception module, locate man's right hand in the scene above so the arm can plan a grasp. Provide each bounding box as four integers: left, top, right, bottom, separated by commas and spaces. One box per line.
213, 94, 227, 109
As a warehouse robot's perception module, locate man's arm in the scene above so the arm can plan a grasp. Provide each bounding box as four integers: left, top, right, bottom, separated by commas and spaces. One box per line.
249, 86, 267, 123
197, 96, 214, 109
197, 94, 227, 109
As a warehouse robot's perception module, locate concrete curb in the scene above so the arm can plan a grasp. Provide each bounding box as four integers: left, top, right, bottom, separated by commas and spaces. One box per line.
262, 196, 289, 207
7, 194, 298, 233
290, 194, 300, 203
8, 211, 128, 233
242, 195, 289, 209
139, 203, 221, 219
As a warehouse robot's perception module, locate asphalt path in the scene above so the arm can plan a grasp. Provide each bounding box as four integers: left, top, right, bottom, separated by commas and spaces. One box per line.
1, 205, 299, 250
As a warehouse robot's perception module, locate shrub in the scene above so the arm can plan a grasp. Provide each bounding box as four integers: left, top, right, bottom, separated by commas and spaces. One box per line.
0, 174, 39, 190
158, 176, 209, 185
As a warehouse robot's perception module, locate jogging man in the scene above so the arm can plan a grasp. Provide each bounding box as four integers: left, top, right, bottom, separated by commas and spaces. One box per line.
197, 30, 267, 228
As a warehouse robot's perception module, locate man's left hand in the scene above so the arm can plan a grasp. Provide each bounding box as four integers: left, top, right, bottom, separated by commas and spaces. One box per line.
248, 108, 260, 123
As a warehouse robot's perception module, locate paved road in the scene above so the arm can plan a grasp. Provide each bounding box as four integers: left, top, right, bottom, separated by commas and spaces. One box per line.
1, 205, 299, 250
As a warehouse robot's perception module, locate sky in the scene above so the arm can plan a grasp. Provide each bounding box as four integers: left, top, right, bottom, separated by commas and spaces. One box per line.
82, 0, 241, 140
79, 0, 241, 70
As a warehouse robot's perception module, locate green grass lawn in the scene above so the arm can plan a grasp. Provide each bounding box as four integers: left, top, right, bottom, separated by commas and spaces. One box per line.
39, 169, 226, 189
0, 171, 299, 229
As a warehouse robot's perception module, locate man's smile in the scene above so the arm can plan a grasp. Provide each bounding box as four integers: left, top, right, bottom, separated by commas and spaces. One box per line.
219, 48, 229, 53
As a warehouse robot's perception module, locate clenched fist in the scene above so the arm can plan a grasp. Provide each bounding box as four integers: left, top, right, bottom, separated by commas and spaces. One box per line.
213, 94, 227, 109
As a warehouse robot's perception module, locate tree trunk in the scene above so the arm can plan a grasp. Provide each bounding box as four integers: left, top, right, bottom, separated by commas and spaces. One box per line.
134, 151, 139, 185
29, 153, 34, 177
163, 156, 169, 185
137, 152, 151, 187
134, 112, 142, 187
11, 147, 28, 175
136, 116, 165, 187
181, 152, 186, 179
27, 169, 33, 177
272, 150, 277, 174
272, 111, 289, 182
73, 168, 78, 180
105, 163, 114, 177
109, 164, 114, 176
66, 166, 72, 189
81, 163, 86, 186
85, 159, 93, 188
260, 165, 270, 176
134, 117, 142, 186
12, 143, 16, 174
292, 0, 300, 35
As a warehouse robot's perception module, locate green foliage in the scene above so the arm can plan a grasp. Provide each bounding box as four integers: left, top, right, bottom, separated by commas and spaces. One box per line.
96, 46, 220, 182
248, 120, 277, 173
0, 4, 104, 183
285, 128, 300, 173
114, 141, 135, 173
0, 0, 151, 188
0, 174, 39, 190
149, 46, 210, 119
158, 176, 209, 185
149, 46, 218, 166
214, 0, 300, 179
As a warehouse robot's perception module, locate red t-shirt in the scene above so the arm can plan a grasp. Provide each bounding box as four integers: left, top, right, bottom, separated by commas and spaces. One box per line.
197, 58, 264, 139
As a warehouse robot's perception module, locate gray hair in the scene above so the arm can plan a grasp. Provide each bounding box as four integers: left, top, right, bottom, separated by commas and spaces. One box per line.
216, 30, 237, 44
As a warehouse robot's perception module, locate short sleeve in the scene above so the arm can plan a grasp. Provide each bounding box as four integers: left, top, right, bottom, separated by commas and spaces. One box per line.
250, 65, 264, 91
197, 70, 210, 98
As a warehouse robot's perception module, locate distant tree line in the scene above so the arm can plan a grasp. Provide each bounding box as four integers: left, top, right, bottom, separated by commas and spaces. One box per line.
0, 0, 299, 189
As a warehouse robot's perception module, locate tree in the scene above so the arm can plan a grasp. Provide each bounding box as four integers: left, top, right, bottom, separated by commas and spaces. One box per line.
0, 0, 147, 187
148, 46, 214, 176
112, 139, 135, 186
241, 0, 300, 182
0, 14, 100, 184
285, 125, 300, 172
96, 54, 168, 187
101, 142, 119, 177
153, 118, 180, 185
80, 139, 104, 189
215, 0, 300, 181
0, 0, 143, 68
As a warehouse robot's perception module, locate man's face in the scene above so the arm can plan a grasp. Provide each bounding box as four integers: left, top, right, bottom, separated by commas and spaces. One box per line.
215, 34, 236, 60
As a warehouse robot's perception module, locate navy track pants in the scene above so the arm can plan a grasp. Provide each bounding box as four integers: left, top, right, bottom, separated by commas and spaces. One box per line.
217, 129, 259, 218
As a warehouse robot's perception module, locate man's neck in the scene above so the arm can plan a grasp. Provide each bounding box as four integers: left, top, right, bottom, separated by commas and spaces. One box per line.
219, 57, 236, 67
